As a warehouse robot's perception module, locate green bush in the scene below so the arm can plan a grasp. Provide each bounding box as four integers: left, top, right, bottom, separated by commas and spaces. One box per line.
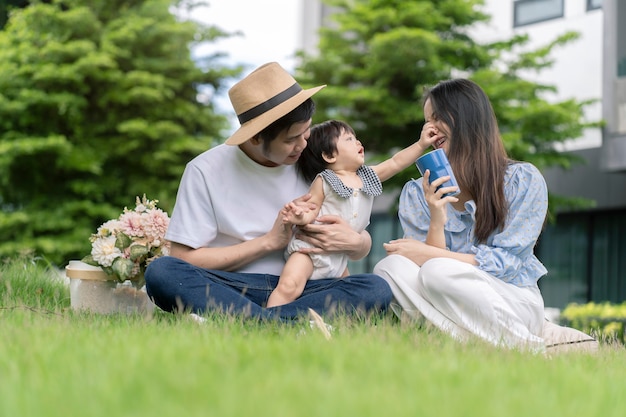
561, 301, 626, 343
0, 0, 237, 266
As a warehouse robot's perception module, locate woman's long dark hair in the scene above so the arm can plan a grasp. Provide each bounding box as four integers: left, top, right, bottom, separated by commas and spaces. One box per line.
297, 120, 355, 183
424, 79, 509, 243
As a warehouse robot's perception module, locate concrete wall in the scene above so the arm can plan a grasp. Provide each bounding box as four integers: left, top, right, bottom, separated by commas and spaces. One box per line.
543, 148, 626, 210
470, 0, 603, 151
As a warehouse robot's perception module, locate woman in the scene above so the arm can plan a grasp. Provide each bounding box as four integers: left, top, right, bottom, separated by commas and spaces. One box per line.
375, 78, 560, 351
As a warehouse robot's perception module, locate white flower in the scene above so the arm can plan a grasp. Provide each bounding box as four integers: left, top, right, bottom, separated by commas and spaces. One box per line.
84, 194, 171, 282
91, 235, 122, 267
83, 194, 170, 281
96, 219, 121, 238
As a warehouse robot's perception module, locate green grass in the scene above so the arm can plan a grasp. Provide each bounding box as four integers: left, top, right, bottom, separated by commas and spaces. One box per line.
1, 257, 625, 417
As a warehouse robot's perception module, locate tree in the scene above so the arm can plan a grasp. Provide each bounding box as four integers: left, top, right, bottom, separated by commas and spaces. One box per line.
295, 0, 600, 208
0, 0, 30, 29
0, 0, 240, 265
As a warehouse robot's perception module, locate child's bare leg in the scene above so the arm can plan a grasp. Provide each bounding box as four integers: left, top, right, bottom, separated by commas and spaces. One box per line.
267, 252, 314, 308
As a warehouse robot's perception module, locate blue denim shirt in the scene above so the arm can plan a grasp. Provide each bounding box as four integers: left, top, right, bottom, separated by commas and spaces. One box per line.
399, 161, 548, 287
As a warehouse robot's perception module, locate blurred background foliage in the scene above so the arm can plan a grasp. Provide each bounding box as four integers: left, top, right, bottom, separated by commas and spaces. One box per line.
296, 0, 599, 212
0, 0, 598, 266
0, 0, 240, 265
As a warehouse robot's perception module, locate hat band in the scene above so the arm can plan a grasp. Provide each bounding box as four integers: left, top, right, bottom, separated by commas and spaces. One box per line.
237, 83, 303, 124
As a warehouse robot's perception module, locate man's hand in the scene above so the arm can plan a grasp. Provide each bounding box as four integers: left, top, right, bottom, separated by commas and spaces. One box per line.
266, 193, 317, 251
295, 215, 371, 259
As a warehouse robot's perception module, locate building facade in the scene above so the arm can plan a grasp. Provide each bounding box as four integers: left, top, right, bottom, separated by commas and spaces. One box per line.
299, 0, 626, 309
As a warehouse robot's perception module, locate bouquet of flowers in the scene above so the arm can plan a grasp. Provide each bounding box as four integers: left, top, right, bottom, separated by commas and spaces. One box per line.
82, 195, 170, 286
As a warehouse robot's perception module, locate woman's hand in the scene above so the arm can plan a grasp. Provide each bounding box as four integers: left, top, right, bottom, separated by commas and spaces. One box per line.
383, 238, 478, 267
382, 238, 440, 266
295, 215, 370, 259
422, 169, 458, 226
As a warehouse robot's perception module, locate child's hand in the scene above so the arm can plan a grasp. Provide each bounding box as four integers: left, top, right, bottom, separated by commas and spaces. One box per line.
281, 201, 310, 225
418, 121, 444, 149
281, 190, 321, 227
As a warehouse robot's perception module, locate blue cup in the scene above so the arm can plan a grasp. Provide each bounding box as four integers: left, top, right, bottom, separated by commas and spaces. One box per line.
415, 149, 460, 197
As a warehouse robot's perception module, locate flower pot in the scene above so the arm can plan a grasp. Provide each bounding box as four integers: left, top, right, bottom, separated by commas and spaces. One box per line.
65, 260, 155, 315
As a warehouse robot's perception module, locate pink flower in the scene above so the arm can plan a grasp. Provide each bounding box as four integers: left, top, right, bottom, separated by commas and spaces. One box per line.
119, 211, 144, 237
84, 195, 171, 282
142, 209, 170, 240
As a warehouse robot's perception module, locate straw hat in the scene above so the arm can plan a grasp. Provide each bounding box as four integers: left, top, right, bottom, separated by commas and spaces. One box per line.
225, 62, 326, 145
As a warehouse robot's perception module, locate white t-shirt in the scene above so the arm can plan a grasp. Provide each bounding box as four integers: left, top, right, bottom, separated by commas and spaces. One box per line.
166, 144, 309, 275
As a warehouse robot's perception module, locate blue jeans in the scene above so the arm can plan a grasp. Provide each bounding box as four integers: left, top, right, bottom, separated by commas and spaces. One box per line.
145, 256, 392, 320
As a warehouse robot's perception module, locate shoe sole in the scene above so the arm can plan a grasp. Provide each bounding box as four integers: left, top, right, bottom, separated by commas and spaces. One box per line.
308, 308, 332, 340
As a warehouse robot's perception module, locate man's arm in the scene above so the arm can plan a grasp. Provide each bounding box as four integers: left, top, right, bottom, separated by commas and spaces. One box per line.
170, 193, 317, 271
169, 209, 293, 271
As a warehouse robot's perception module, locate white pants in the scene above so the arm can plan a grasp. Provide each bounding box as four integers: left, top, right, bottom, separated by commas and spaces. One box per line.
374, 255, 545, 351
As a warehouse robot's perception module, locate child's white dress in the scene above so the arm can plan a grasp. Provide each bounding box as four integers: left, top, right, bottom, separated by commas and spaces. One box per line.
286, 166, 382, 279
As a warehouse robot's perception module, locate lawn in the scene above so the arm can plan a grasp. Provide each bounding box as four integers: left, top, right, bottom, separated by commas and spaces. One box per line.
1, 258, 625, 417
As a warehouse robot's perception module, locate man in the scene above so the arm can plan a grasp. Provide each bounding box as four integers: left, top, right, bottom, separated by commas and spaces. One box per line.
145, 62, 393, 320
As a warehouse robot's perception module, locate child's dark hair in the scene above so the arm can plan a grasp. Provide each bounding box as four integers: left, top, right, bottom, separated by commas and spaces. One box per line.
297, 120, 355, 183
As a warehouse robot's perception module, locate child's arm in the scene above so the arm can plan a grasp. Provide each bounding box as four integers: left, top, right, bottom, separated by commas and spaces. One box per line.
282, 176, 325, 226
371, 123, 443, 182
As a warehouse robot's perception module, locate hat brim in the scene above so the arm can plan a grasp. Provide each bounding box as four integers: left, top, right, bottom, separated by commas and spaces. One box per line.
225, 85, 326, 145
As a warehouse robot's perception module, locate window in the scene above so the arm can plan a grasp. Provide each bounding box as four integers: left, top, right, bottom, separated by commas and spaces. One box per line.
619, 58, 626, 78
619, 2, 626, 77
587, 0, 602, 11
513, 0, 564, 28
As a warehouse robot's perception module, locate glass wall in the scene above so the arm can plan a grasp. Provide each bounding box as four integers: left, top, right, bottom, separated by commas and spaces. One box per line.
351, 208, 626, 309
348, 212, 403, 274
535, 215, 591, 308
